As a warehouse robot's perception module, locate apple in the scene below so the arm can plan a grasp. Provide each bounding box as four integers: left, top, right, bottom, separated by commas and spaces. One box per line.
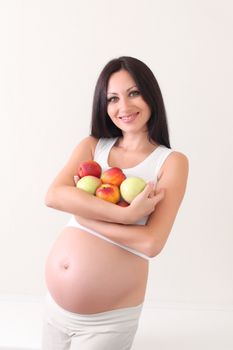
120, 177, 146, 203
77, 160, 102, 178
76, 175, 102, 194
117, 199, 129, 207
101, 167, 126, 187
96, 184, 120, 203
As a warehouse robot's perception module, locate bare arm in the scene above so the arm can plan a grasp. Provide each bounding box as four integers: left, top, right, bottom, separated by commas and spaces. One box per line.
45, 136, 161, 224
76, 216, 154, 257
76, 152, 189, 257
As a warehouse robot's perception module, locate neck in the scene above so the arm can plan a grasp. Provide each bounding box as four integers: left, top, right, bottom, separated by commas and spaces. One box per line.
117, 132, 156, 152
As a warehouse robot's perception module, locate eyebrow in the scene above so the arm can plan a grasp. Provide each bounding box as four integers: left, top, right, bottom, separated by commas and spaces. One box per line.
107, 85, 138, 95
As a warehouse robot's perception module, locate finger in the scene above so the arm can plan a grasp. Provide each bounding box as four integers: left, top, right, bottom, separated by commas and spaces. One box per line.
141, 182, 155, 197
148, 191, 154, 198
153, 177, 158, 192
147, 180, 158, 198
74, 175, 80, 185
148, 189, 156, 198
150, 180, 158, 196
153, 189, 165, 204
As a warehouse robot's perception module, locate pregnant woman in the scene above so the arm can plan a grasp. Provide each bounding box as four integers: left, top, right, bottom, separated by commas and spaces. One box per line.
42, 56, 189, 350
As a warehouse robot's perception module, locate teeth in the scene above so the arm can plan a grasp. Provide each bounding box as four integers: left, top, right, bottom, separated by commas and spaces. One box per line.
120, 113, 138, 120
122, 116, 132, 120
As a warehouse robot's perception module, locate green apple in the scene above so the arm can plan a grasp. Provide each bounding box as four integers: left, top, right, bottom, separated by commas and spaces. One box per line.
120, 177, 146, 203
76, 175, 101, 194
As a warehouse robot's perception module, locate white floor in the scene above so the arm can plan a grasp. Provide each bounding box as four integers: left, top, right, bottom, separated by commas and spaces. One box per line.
0, 296, 232, 350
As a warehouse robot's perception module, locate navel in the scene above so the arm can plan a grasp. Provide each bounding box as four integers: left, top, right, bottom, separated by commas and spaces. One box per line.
59, 258, 70, 270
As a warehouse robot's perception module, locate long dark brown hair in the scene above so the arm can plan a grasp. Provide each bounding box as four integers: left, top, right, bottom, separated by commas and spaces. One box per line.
90, 56, 171, 148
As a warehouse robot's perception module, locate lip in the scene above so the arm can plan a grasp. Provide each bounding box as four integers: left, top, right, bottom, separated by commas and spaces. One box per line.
119, 112, 139, 123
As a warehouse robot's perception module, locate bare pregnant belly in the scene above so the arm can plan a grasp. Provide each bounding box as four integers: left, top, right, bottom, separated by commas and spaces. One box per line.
45, 226, 149, 314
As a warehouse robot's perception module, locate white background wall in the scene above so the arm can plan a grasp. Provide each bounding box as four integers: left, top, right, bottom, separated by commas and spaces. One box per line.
0, 0, 232, 308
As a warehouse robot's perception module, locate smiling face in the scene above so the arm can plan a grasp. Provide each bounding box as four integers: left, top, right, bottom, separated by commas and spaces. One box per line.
106, 69, 151, 135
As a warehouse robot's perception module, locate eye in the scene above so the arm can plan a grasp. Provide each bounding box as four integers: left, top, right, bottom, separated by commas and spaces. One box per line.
107, 96, 118, 103
129, 90, 140, 97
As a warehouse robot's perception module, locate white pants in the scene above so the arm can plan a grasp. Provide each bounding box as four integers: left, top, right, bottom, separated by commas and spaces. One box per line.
42, 293, 143, 350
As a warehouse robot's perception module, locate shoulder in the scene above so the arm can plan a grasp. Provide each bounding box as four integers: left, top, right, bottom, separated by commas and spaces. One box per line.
158, 150, 189, 182
166, 151, 189, 168
75, 135, 100, 158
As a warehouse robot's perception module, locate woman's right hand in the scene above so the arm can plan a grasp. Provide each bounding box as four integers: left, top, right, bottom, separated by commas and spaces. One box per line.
124, 182, 165, 224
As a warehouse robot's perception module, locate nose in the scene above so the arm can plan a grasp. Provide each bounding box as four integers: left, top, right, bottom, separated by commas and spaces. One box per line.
118, 95, 131, 113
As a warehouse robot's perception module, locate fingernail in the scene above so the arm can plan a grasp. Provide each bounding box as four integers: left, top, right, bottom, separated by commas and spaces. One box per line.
74, 175, 79, 184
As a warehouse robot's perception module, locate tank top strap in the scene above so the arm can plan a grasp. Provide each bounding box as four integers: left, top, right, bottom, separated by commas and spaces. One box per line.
94, 137, 118, 166
153, 146, 174, 179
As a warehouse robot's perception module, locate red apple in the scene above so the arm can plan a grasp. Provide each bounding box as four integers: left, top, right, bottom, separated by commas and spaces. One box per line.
117, 199, 129, 207
77, 160, 102, 178
95, 184, 120, 203
101, 167, 126, 186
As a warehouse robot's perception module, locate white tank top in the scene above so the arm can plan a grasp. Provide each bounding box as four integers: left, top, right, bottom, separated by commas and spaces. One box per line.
66, 137, 174, 260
